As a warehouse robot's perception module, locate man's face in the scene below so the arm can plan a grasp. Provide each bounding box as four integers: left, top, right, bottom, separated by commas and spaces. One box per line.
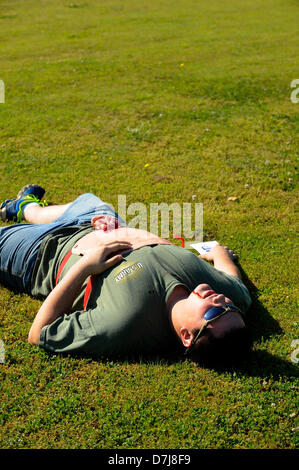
185, 283, 245, 339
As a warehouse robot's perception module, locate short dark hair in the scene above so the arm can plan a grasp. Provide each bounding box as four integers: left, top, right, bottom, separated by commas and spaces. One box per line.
186, 326, 252, 367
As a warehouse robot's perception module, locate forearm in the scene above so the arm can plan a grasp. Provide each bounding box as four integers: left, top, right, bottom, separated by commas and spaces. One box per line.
28, 257, 90, 345
28, 240, 132, 346
212, 246, 241, 279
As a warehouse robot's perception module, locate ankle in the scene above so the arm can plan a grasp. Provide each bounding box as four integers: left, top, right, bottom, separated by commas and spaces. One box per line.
22, 202, 41, 222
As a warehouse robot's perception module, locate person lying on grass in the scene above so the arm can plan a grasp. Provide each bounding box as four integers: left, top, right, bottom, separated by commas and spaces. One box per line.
0, 185, 252, 366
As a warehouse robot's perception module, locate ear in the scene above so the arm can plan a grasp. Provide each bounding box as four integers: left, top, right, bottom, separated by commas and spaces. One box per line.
180, 327, 193, 348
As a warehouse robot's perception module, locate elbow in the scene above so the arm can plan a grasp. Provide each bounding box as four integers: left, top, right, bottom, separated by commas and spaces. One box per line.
28, 328, 39, 346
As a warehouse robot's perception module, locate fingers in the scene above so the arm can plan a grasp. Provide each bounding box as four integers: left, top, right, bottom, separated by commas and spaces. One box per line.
101, 241, 132, 266
104, 254, 124, 268
102, 240, 132, 254
86, 241, 132, 260
223, 246, 238, 260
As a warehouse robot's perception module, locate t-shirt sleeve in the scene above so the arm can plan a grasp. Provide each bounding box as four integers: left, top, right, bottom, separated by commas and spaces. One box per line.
221, 272, 252, 313
187, 252, 252, 313
39, 309, 98, 355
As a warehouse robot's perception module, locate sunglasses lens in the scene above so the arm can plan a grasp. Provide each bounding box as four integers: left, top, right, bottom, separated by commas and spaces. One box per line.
203, 306, 225, 320
203, 304, 240, 321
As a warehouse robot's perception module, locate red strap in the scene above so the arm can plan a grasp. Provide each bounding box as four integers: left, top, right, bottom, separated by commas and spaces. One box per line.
174, 235, 185, 248
55, 250, 73, 285
56, 250, 97, 310
83, 275, 97, 309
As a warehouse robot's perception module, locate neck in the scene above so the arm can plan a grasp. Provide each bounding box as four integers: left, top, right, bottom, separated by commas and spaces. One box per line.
167, 286, 189, 338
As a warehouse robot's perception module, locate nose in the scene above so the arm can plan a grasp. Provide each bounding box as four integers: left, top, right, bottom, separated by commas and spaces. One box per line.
210, 293, 226, 305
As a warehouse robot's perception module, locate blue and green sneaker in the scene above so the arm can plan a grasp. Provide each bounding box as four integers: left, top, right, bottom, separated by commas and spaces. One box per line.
0, 184, 47, 223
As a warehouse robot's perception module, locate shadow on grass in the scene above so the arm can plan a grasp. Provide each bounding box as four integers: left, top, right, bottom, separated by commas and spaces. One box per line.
217, 267, 299, 380
230, 349, 299, 380
238, 265, 283, 343
92, 348, 298, 381
126, 349, 299, 381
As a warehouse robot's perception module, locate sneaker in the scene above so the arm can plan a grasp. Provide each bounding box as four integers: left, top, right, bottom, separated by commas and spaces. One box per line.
16, 184, 45, 201
0, 184, 46, 223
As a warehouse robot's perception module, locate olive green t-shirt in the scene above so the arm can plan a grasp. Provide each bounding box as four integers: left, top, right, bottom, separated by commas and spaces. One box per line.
31, 226, 252, 358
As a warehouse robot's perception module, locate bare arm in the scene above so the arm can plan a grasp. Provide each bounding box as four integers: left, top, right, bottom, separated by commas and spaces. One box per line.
28, 241, 132, 345
199, 244, 242, 279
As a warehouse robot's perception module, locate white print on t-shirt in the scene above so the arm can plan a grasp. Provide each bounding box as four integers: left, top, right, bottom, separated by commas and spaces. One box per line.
115, 262, 143, 283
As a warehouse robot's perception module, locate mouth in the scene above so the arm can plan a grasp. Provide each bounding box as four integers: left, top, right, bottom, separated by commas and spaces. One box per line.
202, 290, 217, 299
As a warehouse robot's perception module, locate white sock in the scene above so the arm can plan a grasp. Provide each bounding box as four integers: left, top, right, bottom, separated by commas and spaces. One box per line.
23, 202, 39, 216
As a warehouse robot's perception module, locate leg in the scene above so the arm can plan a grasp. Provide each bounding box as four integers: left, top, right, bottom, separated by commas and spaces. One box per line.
2, 187, 125, 227
23, 203, 71, 224
0, 184, 72, 224
0, 222, 54, 294
0, 192, 124, 294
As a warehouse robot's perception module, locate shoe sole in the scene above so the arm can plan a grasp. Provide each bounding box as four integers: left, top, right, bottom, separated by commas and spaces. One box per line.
0, 205, 7, 221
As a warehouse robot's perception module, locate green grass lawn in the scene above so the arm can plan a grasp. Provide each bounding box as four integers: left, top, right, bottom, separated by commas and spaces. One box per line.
0, 0, 298, 449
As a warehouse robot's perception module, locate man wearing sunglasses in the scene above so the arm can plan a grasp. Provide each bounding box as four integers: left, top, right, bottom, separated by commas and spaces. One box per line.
0, 185, 252, 365
168, 245, 250, 364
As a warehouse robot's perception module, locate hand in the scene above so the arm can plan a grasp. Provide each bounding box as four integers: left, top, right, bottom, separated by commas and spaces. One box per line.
82, 240, 132, 275
91, 215, 119, 231
199, 244, 238, 262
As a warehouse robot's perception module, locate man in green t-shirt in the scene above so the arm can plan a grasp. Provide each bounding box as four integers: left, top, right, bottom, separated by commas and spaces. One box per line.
0, 185, 252, 365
